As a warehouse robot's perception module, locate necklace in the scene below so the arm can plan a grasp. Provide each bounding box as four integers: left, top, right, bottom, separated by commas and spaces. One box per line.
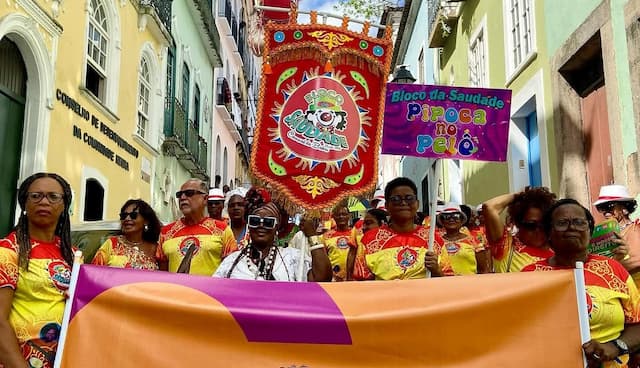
245, 245, 277, 280
119, 235, 143, 249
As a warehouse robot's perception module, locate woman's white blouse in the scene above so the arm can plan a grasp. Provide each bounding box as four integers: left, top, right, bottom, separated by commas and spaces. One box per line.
213, 247, 312, 281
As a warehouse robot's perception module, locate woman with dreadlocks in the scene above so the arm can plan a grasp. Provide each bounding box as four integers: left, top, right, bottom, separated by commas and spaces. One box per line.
214, 201, 332, 281
0, 173, 74, 368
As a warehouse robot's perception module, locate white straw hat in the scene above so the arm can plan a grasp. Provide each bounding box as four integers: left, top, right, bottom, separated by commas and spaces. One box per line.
593, 185, 634, 206
208, 188, 225, 201
438, 202, 467, 223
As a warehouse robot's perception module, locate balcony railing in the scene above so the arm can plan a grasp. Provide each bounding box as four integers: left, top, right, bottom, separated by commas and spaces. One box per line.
217, 0, 233, 35
216, 77, 232, 112
139, 0, 172, 32
163, 97, 209, 180
428, 0, 465, 48
198, 137, 208, 172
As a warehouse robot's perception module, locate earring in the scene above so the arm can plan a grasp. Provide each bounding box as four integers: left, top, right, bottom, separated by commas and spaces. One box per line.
143, 224, 149, 232
22, 210, 26, 216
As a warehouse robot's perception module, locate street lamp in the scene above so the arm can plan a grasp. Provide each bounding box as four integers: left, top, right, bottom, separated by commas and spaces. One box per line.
391, 65, 416, 84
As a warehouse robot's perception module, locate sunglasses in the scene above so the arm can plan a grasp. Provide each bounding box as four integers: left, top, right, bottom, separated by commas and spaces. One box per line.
175, 189, 206, 198
247, 215, 278, 229
119, 211, 139, 220
595, 202, 617, 213
440, 213, 462, 221
519, 221, 544, 231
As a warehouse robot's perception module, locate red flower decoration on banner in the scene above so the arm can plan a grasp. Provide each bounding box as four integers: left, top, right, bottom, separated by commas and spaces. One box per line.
251, 19, 393, 210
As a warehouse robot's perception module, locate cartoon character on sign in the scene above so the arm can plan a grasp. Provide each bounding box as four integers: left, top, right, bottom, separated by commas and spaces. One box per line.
305, 90, 347, 133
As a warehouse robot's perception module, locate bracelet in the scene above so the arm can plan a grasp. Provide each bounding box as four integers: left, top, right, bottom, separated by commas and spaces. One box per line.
309, 244, 325, 251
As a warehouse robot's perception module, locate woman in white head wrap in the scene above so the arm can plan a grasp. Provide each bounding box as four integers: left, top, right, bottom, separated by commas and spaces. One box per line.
213, 201, 332, 281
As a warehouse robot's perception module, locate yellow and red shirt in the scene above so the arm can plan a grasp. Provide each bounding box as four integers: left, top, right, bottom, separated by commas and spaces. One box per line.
523, 255, 640, 368
353, 225, 435, 280
0, 232, 71, 368
92, 236, 158, 270
490, 229, 553, 273
435, 233, 484, 276
157, 217, 236, 275
323, 228, 355, 281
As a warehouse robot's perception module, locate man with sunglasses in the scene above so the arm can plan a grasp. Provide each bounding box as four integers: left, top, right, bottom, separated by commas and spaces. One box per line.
594, 185, 640, 287
157, 179, 237, 275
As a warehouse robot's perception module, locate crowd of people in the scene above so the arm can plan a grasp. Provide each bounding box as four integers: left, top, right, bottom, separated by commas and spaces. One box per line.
1, 172, 640, 367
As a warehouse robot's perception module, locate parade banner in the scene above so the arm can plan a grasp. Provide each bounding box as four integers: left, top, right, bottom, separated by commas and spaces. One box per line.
55, 265, 585, 367
251, 10, 393, 210
382, 84, 512, 161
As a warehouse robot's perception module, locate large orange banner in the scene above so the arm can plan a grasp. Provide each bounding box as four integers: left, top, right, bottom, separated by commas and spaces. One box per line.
55, 265, 585, 367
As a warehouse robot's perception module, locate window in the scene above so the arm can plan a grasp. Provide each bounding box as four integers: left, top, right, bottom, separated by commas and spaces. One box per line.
86, 0, 108, 100
194, 84, 201, 130
137, 58, 151, 138
83, 179, 104, 221
505, 0, 535, 73
182, 63, 190, 117
223, 147, 228, 187
469, 26, 487, 87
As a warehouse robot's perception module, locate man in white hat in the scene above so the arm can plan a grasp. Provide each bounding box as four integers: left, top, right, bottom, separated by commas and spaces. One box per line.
594, 184, 640, 285
207, 187, 226, 221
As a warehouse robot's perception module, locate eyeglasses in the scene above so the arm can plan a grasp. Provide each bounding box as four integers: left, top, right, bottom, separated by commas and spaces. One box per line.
552, 218, 590, 232
440, 213, 462, 221
595, 202, 617, 213
519, 221, 544, 231
26, 192, 64, 204
119, 211, 139, 220
387, 194, 417, 205
175, 190, 206, 198
247, 215, 278, 229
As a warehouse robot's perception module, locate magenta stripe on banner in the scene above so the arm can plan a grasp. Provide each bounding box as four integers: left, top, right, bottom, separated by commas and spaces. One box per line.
70, 265, 351, 344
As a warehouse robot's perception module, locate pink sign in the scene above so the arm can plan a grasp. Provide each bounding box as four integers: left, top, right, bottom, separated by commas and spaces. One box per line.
382, 84, 512, 161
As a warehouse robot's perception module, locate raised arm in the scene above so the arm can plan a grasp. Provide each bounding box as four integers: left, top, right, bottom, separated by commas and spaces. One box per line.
482, 193, 515, 244
301, 218, 331, 282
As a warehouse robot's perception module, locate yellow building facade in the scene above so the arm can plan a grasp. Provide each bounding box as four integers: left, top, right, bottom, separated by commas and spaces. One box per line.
0, 0, 171, 232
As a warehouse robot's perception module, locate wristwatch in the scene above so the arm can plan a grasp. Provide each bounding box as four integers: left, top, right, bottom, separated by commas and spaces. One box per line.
613, 338, 629, 355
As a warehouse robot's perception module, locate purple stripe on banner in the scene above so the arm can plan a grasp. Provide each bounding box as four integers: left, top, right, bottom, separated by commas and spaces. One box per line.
70, 265, 351, 344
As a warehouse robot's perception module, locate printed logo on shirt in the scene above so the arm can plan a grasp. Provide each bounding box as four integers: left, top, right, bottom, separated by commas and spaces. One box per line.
336, 237, 350, 250
586, 292, 593, 316
396, 247, 418, 270
445, 242, 460, 255
179, 237, 201, 256
48, 260, 71, 291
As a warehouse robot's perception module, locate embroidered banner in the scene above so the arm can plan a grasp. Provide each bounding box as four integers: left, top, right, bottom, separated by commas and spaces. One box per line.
55, 265, 585, 367
382, 84, 512, 161
251, 12, 393, 210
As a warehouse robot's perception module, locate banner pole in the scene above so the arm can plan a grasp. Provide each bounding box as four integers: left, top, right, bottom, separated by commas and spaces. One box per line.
426, 159, 442, 278
574, 261, 590, 368
53, 251, 83, 368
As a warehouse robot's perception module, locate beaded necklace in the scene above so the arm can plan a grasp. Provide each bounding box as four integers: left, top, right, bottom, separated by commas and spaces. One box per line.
245, 245, 278, 280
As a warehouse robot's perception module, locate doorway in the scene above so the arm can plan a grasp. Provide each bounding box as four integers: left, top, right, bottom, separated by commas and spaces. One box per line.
581, 85, 613, 206
0, 38, 26, 236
